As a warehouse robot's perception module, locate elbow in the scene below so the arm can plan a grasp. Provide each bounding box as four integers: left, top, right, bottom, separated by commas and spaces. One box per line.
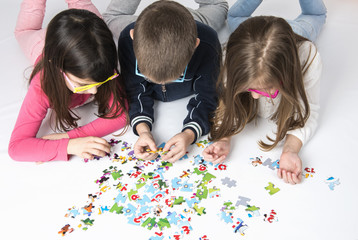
8, 142, 20, 161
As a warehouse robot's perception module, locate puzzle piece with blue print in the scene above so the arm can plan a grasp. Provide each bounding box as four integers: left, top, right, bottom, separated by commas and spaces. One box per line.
166, 211, 181, 225
219, 211, 233, 224
325, 176, 340, 190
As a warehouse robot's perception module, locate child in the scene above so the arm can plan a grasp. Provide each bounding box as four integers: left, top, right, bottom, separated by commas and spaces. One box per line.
203, 0, 327, 184
8, 0, 128, 162
103, 0, 228, 162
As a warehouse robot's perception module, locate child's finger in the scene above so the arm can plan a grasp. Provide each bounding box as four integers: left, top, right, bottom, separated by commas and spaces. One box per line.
202, 151, 215, 161
135, 150, 150, 159
292, 173, 301, 184
146, 153, 159, 161
147, 141, 157, 152
287, 172, 295, 185
163, 140, 175, 152
282, 170, 288, 183
164, 148, 183, 162
277, 169, 283, 179
297, 172, 302, 183
162, 146, 177, 161
82, 152, 93, 160
93, 137, 111, 148
213, 155, 226, 164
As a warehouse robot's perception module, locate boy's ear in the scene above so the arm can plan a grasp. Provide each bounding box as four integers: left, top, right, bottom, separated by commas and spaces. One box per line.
130, 29, 134, 40
195, 38, 200, 48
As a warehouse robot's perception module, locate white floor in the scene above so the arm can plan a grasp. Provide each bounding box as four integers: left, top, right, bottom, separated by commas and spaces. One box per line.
1, 0, 358, 239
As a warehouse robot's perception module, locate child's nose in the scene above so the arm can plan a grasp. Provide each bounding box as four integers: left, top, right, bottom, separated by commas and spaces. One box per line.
87, 87, 97, 94
251, 91, 261, 99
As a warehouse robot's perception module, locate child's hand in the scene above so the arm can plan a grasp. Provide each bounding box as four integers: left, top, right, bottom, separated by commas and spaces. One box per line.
278, 134, 303, 184
67, 136, 111, 159
42, 133, 69, 140
203, 137, 231, 164
277, 151, 302, 184
134, 123, 158, 160
134, 132, 158, 160
162, 129, 195, 163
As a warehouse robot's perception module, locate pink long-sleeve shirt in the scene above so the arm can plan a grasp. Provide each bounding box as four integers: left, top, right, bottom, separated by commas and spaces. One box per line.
8, 68, 127, 162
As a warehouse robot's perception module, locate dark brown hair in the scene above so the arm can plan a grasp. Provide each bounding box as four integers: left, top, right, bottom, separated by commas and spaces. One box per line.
30, 9, 128, 133
133, 0, 197, 83
210, 16, 317, 151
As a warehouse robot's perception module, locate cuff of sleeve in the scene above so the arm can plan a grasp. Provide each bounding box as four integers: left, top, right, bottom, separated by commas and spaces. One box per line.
286, 129, 306, 146
67, 129, 78, 139
182, 122, 202, 144
59, 138, 71, 161
131, 116, 153, 135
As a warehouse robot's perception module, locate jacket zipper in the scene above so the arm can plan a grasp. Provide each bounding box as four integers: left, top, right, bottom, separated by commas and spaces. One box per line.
161, 84, 167, 101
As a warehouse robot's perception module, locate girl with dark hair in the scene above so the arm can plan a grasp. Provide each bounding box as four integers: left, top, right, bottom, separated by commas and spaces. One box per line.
8, 0, 128, 162
203, 0, 326, 184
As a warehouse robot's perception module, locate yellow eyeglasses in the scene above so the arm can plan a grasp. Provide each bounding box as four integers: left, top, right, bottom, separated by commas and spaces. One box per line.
64, 72, 119, 93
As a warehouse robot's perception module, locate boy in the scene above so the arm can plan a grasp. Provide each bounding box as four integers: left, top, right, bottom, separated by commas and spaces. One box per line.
103, 0, 227, 162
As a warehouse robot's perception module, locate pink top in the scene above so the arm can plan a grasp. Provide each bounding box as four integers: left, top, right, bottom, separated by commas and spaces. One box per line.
8, 69, 127, 162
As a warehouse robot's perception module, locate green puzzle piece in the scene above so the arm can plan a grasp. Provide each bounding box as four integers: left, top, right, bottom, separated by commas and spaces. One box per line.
193, 204, 206, 216
81, 218, 95, 226
136, 182, 146, 190
223, 201, 236, 211
127, 189, 138, 200
109, 203, 124, 214
172, 196, 186, 207
265, 182, 280, 195
160, 161, 173, 168
245, 205, 260, 212
196, 186, 208, 200
202, 172, 216, 182
157, 218, 171, 231
111, 170, 123, 180
209, 186, 220, 194
139, 173, 151, 182
158, 179, 168, 189
141, 217, 157, 230
199, 139, 209, 145
193, 167, 207, 175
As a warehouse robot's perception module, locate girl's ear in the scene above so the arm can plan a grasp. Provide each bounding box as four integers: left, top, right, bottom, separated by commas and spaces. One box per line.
130, 29, 134, 40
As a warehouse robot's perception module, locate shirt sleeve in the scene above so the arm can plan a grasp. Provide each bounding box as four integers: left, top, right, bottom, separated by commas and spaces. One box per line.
118, 35, 155, 135
8, 77, 70, 162
287, 42, 322, 145
182, 43, 221, 143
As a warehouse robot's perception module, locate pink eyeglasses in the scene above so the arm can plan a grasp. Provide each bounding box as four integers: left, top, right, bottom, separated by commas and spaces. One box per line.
247, 88, 279, 99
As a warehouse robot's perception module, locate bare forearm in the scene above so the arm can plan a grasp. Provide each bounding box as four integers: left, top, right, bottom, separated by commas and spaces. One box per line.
283, 134, 302, 154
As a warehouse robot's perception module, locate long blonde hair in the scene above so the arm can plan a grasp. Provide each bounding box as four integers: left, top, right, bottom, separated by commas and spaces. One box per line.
210, 16, 316, 151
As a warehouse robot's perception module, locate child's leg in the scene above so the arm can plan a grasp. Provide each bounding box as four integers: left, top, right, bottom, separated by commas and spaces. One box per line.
102, 0, 141, 41
227, 0, 262, 33
14, 0, 47, 64
65, 0, 101, 18
287, 0, 327, 42
187, 0, 228, 33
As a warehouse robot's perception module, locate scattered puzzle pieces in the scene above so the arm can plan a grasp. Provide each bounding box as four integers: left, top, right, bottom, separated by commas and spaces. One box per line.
265, 182, 280, 195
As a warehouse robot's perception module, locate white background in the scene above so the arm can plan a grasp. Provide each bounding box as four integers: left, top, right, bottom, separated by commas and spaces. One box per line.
0, 0, 358, 239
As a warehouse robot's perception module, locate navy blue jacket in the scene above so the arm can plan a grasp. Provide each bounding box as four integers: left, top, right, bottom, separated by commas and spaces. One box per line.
118, 21, 221, 142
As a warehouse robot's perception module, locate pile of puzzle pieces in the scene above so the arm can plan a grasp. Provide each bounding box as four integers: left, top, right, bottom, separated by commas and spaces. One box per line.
60, 139, 236, 239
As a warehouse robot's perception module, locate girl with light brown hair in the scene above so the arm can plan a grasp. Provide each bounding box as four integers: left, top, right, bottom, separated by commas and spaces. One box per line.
203, 0, 326, 184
